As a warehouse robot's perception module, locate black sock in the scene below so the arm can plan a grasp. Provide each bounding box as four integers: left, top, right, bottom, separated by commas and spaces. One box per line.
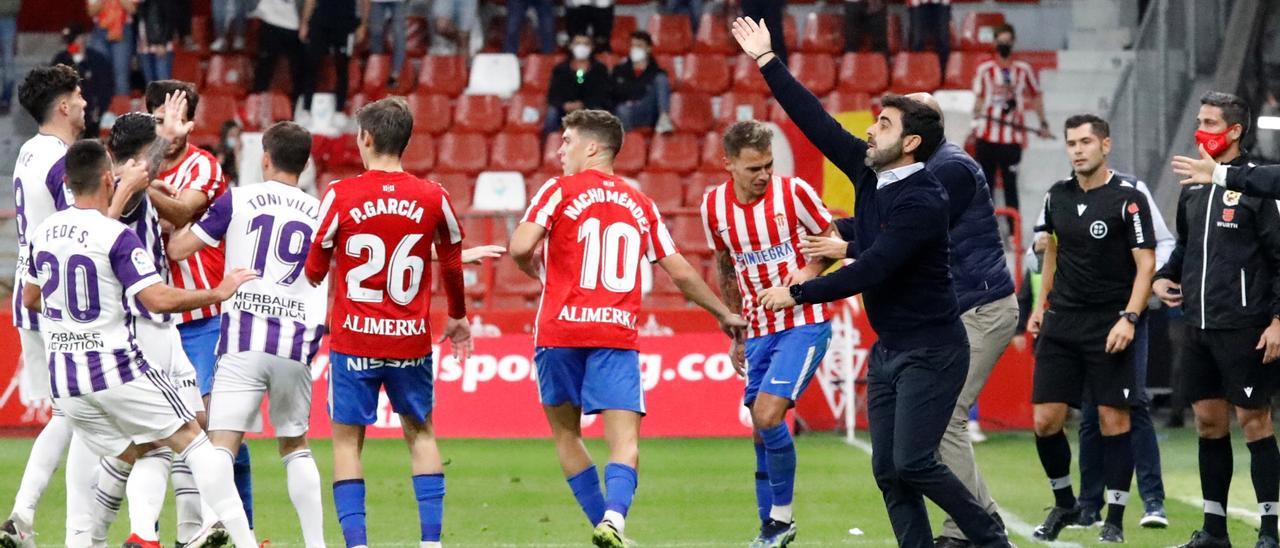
1036, 430, 1076, 508
1102, 432, 1134, 526
1200, 435, 1233, 538
1249, 436, 1280, 537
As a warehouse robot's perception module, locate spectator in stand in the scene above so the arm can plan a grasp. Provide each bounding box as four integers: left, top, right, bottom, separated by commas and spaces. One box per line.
740, 0, 786, 65
299, 0, 362, 125
53, 25, 113, 138
0, 0, 19, 114
971, 23, 1051, 236
844, 0, 888, 59
565, 0, 614, 54
908, 0, 950, 71
250, 0, 305, 106
216, 119, 243, 186
212, 0, 249, 51
368, 0, 408, 88
611, 31, 673, 133
504, 0, 556, 54
433, 0, 477, 55
173, 0, 193, 50
545, 33, 613, 134
136, 0, 175, 83
665, 0, 703, 33
87, 0, 138, 96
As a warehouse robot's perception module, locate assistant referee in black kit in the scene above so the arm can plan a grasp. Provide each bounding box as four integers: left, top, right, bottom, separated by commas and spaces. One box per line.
1028, 114, 1156, 544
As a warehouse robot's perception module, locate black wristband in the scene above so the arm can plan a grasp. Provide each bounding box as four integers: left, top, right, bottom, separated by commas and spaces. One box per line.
753, 50, 774, 61
789, 283, 805, 304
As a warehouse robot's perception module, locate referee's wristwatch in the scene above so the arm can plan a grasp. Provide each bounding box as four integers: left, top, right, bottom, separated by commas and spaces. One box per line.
1118, 311, 1139, 324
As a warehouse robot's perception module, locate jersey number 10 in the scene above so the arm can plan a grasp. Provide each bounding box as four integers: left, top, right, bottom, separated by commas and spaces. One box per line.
577, 218, 641, 293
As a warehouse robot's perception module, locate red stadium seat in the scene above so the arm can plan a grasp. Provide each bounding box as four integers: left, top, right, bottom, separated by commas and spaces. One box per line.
646, 271, 690, 308
783, 15, 798, 53
674, 53, 731, 95
205, 55, 253, 97
543, 132, 564, 171
401, 135, 437, 175
837, 52, 889, 95
489, 132, 542, 174
958, 12, 1006, 51
792, 53, 836, 97
824, 91, 874, 113
732, 54, 769, 94
699, 132, 724, 173
188, 15, 211, 57
666, 213, 710, 255
638, 173, 686, 212
648, 133, 700, 174
527, 170, 560, 199
716, 92, 768, 129
614, 132, 649, 175
799, 12, 843, 54
454, 95, 506, 134
505, 92, 546, 133
1011, 50, 1058, 75
107, 95, 135, 116
361, 54, 416, 99
193, 94, 239, 139
669, 92, 714, 134
407, 93, 452, 135
611, 15, 638, 55
890, 52, 942, 93
648, 14, 694, 55
491, 259, 542, 306
317, 56, 363, 98
436, 133, 489, 174
431, 173, 474, 210
241, 92, 293, 131
652, 53, 679, 76
172, 50, 204, 87
418, 55, 469, 97
944, 51, 985, 90
684, 173, 720, 206
693, 14, 734, 55
520, 54, 558, 94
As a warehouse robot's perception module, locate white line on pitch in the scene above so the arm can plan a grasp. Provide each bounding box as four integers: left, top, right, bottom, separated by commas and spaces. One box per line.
1172, 495, 1262, 525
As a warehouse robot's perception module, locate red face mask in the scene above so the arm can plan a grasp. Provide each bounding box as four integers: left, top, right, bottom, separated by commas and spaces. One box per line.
67, 42, 81, 55
1195, 128, 1234, 158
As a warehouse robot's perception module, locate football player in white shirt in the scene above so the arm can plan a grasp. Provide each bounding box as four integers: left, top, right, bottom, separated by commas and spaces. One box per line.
169, 122, 329, 547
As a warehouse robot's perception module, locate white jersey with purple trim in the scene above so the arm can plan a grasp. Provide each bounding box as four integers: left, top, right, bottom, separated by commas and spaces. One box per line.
11, 135, 71, 330
26, 207, 162, 398
120, 193, 172, 323
192, 181, 329, 364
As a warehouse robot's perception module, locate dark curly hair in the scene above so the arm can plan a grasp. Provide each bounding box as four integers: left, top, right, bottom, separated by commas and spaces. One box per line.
18, 64, 80, 124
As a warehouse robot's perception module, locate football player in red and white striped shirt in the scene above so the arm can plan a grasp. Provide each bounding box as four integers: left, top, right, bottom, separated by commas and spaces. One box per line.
970, 23, 1051, 232
509, 109, 744, 548
701, 120, 835, 546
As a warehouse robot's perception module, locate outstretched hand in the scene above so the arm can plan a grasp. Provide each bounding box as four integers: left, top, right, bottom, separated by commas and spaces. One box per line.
731, 17, 774, 62
156, 91, 194, 143
1171, 144, 1218, 186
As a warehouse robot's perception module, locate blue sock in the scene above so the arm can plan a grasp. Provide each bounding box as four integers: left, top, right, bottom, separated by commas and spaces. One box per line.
760, 423, 796, 512
754, 442, 771, 524
566, 465, 606, 525
604, 463, 638, 517
333, 479, 368, 547
412, 474, 445, 542
234, 442, 253, 529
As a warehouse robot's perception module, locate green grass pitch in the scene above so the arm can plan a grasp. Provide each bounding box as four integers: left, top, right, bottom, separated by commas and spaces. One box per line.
0, 427, 1270, 546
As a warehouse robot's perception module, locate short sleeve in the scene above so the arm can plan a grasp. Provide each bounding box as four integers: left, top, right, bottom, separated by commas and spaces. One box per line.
1124, 193, 1157, 250
1022, 64, 1042, 96
191, 191, 234, 245
700, 188, 727, 252
644, 201, 679, 263
109, 229, 163, 297
24, 243, 37, 283
790, 177, 833, 235
46, 158, 71, 211
522, 178, 563, 228
315, 187, 341, 249
179, 154, 225, 200
436, 191, 464, 245
1034, 190, 1054, 233
971, 65, 986, 96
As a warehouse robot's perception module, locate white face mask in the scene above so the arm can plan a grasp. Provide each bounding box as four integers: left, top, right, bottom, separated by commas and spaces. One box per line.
571, 44, 592, 61
629, 47, 647, 64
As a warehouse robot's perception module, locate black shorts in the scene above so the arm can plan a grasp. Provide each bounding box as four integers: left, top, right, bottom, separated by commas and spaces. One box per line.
1032, 308, 1136, 408
1182, 326, 1277, 408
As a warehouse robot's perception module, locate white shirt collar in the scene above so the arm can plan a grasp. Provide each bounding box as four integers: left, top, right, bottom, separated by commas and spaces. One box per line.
876, 162, 926, 189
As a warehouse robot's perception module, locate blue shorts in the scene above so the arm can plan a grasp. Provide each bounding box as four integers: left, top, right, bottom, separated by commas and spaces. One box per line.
535, 347, 644, 415
327, 351, 434, 426
743, 322, 832, 407
178, 316, 223, 396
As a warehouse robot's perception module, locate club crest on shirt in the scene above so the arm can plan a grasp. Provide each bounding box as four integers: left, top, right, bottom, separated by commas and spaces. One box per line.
1224, 191, 1242, 206
1223, 208, 1236, 223
775, 214, 786, 234
1089, 220, 1108, 239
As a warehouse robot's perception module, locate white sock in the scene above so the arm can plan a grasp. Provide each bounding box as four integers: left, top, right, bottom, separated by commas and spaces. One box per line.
126, 448, 173, 541
284, 449, 326, 548
9, 413, 72, 525
420, 542, 442, 548
65, 435, 98, 537
769, 504, 793, 524
90, 457, 131, 543
170, 457, 204, 543
181, 435, 257, 547
603, 510, 626, 533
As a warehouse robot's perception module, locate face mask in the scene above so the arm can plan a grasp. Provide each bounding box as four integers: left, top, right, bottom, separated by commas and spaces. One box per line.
996, 43, 1013, 58
571, 44, 591, 61
225, 137, 239, 150
67, 42, 81, 55
1195, 128, 1233, 158
629, 47, 647, 64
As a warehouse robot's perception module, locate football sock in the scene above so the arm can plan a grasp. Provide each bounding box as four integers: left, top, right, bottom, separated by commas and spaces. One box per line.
126, 447, 172, 541
604, 463, 638, 531
10, 413, 72, 525
64, 434, 97, 537
760, 423, 796, 524
566, 465, 606, 525
412, 474, 445, 542
181, 435, 256, 547
1101, 432, 1134, 526
1200, 435, 1232, 537
334, 479, 368, 548
1249, 436, 1280, 537
91, 457, 130, 543
283, 449, 325, 548
754, 441, 771, 524
1035, 430, 1076, 509
171, 456, 203, 543
234, 442, 254, 530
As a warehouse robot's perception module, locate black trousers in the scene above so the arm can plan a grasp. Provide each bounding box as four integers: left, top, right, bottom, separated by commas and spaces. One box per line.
974, 139, 1022, 234
252, 22, 305, 103
844, 1, 888, 55
908, 4, 950, 71
741, 0, 787, 65
300, 24, 353, 111
565, 5, 614, 52
867, 341, 1007, 548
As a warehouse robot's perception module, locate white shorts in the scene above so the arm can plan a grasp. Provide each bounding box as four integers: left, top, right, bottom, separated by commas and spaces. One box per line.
17, 328, 50, 403
208, 351, 314, 438
134, 319, 204, 413
55, 369, 195, 458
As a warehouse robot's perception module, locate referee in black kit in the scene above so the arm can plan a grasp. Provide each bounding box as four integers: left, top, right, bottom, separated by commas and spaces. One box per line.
1027, 114, 1155, 544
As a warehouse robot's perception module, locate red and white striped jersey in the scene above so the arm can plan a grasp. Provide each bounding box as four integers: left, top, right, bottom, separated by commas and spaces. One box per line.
701, 175, 833, 339
908, 0, 950, 6
159, 145, 227, 323
972, 59, 1041, 145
